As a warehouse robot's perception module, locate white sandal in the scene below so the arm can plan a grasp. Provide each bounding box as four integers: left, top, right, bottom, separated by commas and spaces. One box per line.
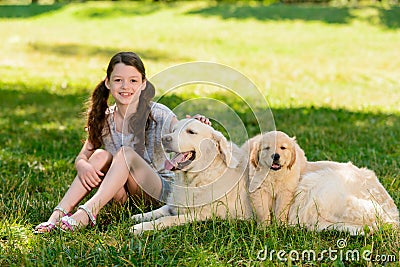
34, 206, 70, 234
59, 205, 96, 232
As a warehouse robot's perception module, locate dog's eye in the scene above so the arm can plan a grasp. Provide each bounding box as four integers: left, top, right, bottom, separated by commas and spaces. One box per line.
186, 129, 197, 135
280, 146, 287, 150
263, 146, 270, 150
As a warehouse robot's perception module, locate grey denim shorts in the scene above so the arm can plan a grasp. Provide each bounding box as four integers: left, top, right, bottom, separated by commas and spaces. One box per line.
159, 172, 174, 202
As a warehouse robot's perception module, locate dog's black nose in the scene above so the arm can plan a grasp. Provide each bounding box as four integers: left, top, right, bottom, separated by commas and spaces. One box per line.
162, 135, 172, 144
272, 153, 280, 161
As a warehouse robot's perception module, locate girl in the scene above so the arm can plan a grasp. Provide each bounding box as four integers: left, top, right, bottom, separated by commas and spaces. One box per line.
34, 52, 209, 232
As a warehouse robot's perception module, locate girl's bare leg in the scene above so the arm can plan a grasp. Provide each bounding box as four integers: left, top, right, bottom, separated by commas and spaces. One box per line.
61, 146, 162, 229
35, 149, 112, 232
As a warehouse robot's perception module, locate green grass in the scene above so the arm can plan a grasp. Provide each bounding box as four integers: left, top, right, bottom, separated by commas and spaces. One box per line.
0, 1, 399, 266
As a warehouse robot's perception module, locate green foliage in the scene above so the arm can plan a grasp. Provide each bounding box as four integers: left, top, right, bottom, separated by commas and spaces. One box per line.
0, 1, 399, 266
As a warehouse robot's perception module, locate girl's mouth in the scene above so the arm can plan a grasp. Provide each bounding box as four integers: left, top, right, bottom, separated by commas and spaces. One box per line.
119, 92, 133, 97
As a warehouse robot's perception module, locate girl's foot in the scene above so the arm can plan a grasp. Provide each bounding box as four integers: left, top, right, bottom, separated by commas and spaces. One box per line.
34, 206, 70, 233
59, 205, 96, 232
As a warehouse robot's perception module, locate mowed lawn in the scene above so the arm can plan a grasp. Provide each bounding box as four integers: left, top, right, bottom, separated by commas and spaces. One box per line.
0, 1, 399, 266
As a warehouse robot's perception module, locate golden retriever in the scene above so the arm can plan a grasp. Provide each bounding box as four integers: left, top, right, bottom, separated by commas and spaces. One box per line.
245, 131, 399, 234
289, 161, 400, 235
242, 131, 307, 223
130, 118, 252, 234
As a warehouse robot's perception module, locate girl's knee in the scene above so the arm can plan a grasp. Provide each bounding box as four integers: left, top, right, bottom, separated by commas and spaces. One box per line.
89, 149, 113, 172
89, 149, 113, 162
116, 146, 140, 162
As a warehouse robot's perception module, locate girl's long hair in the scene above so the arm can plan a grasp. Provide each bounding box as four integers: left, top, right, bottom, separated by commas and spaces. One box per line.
86, 52, 155, 158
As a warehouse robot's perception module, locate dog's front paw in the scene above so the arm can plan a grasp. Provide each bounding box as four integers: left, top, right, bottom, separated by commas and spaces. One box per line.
130, 222, 155, 235
130, 223, 144, 235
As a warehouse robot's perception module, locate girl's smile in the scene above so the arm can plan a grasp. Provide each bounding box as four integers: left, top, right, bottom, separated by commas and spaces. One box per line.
119, 92, 133, 97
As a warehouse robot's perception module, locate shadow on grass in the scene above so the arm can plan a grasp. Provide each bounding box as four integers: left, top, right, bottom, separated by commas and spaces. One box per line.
187, 3, 354, 23
379, 6, 400, 28
0, 1, 165, 19
0, 86, 87, 158
27, 42, 194, 62
187, 3, 400, 29
0, 4, 65, 18
2, 2, 399, 29
71, 3, 162, 19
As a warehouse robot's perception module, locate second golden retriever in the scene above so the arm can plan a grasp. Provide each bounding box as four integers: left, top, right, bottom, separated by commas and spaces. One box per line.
246, 130, 399, 235
242, 131, 306, 223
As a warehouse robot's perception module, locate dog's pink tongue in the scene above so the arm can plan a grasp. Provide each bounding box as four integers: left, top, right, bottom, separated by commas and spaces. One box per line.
164, 159, 175, 171
271, 163, 281, 170
164, 153, 185, 170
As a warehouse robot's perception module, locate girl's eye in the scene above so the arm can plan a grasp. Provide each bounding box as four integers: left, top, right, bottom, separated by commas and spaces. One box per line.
186, 129, 197, 135
114, 79, 122, 82
130, 79, 137, 83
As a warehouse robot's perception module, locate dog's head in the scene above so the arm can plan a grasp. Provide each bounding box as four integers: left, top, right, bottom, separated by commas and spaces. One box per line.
248, 131, 306, 192
250, 131, 299, 171
162, 118, 239, 173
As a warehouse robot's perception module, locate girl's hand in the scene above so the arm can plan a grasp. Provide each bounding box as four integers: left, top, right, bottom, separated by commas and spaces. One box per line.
75, 160, 104, 191
186, 114, 212, 126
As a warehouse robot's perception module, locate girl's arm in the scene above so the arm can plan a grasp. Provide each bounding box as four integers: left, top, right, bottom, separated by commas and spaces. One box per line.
74, 140, 105, 191
74, 140, 95, 167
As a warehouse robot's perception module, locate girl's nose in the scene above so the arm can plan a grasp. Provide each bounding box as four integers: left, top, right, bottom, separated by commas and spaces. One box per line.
121, 80, 128, 89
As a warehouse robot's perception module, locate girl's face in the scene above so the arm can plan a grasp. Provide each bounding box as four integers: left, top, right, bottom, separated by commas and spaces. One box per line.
105, 63, 145, 106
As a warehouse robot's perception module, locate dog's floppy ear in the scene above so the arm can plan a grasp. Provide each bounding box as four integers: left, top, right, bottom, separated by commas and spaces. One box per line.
249, 141, 260, 169
287, 137, 297, 170
295, 142, 307, 172
248, 140, 267, 192
212, 131, 239, 168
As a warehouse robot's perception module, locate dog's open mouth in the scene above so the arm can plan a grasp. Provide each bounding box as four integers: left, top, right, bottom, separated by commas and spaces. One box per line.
164, 151, 196, 171
270, 162, 282, 171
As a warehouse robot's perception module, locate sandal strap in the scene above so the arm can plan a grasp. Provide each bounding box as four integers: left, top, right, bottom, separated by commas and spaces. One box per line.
34, 221, 56, 234
53, 206, 69, 215
60, 215, 78, 232
78, 205, 96, 226
37, 221, 56, 228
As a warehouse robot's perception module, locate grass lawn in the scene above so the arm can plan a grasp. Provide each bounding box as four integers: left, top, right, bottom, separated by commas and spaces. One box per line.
0, 1, 399, 266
